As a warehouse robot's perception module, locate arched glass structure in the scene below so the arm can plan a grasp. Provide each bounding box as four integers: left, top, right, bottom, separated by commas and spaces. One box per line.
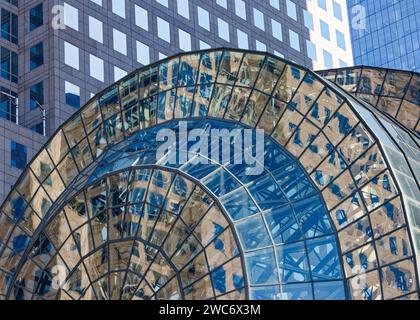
318, 67, 420, 134
0, 49, 419, 300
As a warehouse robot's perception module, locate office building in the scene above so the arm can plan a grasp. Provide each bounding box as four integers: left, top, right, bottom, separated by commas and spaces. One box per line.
347, 0, 420, 71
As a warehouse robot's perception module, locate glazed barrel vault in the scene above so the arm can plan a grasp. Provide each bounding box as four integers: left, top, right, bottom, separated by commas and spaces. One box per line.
0, 49, 419, 300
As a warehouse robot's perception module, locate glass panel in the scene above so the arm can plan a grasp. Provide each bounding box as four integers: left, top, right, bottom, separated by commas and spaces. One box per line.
81, 99, 102, 134
241, 90, 270, 127
290, 73, 324, 115
159, 57, 180, 92
306, 235, 342, 281
299, 132, 331, 173
330, 192, 365, 230
99, 86, 120, 119
375, 228, 412, 266
335, 68, 361, 93
245, 248, 278, 285
337, 124, 373, 166
370, 198, 405, 238
277, 242, 310, 283
211, 257, 243, 296
119, 73, 138, 110
273, 65, 304, 103
139, 66, 159, 99
198, 50, 222, 85
358, 68, 386, 96
184, 275, 213, 300
219, 187, 258, 221
208, 84, 232, 118
323, 103, 358, 146
174, 86, 195, 118
257, 98, 287, 134
193, 205, 228, 247
272, 105, 303, 146
361, 171, 398, 212
178, 53, 200, 87
255, 57, 285, 94
381, 259, 417, 300
46, 130, 70, 165
236, 53, 265, 87
343, 243, 377, 277
264, 205, 302, 244
109, 241, 132, 271
63, 115, 85, 148
350, 144, 386, 188
157, 89, 176, 122
308, 88, 343, 129
313, 281, 345, 300
382, 70, 410, 98
192, 83, 213, 117
338, 216, 372, 253
236, 215, 271, 251
286, 118, 320, 158
216, 51, 243, 85
224, 86, 250, 120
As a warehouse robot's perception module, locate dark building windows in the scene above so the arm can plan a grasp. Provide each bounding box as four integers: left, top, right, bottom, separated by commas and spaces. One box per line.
1, 8, 18, 44
0, 87, 17, 122
30, 81, 44, 110
30, 42, 43, 70
31, 123, 43, 135
10, 141, 27, 170
4, 0, 18, 7
0, 46, 18, 83
29, 3, 43, 31
65, 81, 80, 108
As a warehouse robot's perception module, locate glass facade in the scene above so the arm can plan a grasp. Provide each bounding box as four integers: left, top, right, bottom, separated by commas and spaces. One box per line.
348, 0, 420, 71
0, 49, 419, 300
318, 66, 420, 133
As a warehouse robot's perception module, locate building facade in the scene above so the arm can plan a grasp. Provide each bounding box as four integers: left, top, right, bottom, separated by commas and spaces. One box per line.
0, 0, 354, 205
347, 0, 420, 72
0, 49, 419, 300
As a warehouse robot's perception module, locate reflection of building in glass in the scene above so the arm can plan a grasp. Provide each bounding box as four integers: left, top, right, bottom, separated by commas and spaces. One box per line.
318, 67, 420, 133
0, 49, 419, 300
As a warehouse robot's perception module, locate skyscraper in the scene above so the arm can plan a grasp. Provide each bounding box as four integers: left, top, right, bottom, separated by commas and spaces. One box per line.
347, 0, 420, 71
0, 0, 354, 204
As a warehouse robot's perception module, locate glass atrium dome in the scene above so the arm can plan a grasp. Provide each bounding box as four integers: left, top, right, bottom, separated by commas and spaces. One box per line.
0, 49, 419, 300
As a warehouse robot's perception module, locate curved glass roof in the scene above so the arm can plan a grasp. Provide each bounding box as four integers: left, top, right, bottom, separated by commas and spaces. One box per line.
0, 49, 419, 300
318, 66, 420, 135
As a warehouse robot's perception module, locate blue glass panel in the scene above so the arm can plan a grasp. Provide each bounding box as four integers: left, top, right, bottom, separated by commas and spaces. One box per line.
11, 234, 30, 254
245, 248, 278, 285
220, 188, 259, 221
293, 196, 333, 238
235, 215, 271, 251
264, 206, 302, 244
263, 138, 294, 171
250, 286, 280, 300
277, 242, 311, 283
313, 281, 345, 300
248, 174, 288, 210
202, 169, 241, 197
280, 282, 313, 300
307, 235, 342, 281
183, 161, 219, 180
273, 163, 317, 201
